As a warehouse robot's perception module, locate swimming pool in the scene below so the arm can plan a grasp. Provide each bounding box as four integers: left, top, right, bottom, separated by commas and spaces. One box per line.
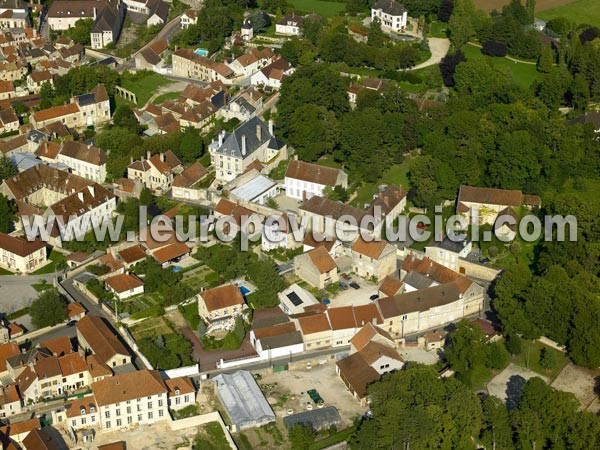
194, 48, 209, 57
239, 286, 251, 295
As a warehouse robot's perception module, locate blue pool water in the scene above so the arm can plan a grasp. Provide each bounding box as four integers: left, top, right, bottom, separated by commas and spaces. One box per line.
194, 48, 209, 57
240, 286, 251, 295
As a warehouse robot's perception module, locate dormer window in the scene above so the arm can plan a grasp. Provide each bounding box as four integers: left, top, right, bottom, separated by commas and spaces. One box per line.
80, 407, 85, 415
175, 389, 180, 395
90, 406, 95, 413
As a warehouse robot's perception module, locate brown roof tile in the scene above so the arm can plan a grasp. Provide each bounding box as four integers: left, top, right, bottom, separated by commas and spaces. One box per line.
164, 377, 195, 396
285, 160, 341, 186
105, 273, 144, 294
351, 237, 389, 259
200, 284, 244, 312
76, 315, 131, 364
0, 232, 45, 258
297, 313, 331, 335
458, 185, 522, 207
327, 306, 356, 330
151, 242, 190, 264
91, 370, 166, 406
118, 245, 147, 264
306, 246, 336, 274
38, 335, 72, 356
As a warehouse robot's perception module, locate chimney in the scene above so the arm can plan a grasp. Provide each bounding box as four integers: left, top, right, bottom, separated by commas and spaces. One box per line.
218, 131, 224, 146
130, 156, 133, 164
160, 153, 165, 162
147, 150, 151, 160
256, 124, 261, 142
241, 135, 246, 156
268, 119, 274, 135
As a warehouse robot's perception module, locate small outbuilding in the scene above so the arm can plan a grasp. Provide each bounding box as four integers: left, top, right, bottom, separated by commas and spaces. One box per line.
283, 406, 342, 431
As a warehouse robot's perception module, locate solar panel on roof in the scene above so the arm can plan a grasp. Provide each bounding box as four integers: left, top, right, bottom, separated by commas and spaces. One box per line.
286, 291, 303, 307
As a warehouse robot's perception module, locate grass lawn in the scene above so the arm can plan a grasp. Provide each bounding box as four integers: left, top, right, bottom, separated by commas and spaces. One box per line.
428, 21, 449, 38
130, 317, 174, 340
0, 267, 14, 275
152, 91, 180, 104
513, 340, 569, 380
463, 44, 544, 89
557, 177, 600, 201
288, 0, 346, 17
32, 282, 53, 292
180, 301, 200, 330
32, 250, 66, 275
195, 422, 231, 450
352, 156, 418, 207
538, 0, 600, 25
171, 404, 199, 419
311, 426, 357, 450
316, 155, 343, 169
120, 72, 174, 107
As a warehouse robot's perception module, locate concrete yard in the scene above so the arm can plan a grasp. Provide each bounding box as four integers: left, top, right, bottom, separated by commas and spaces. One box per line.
487, 363, 549, 409
258, 363, 366, 427
329, 278, 379, 308
67, 421, 200, 450
400, 346, 440, 365
0, 282, 37, 315
551, 363, 600, 411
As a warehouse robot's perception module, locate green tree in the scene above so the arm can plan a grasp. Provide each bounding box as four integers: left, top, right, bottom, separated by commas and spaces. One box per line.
112, 104, 139, 130
0, 155, 17, 183
537, 44, 554, 73
289, 425, 315, 450
0, 194, 16, 234
448, 0, 477, 49
538, 347, 556, 370
444, 321, 489, 385
29, 289, 68, 328
486, 341, 510, 370
67, 18, 94, 45
368, 17, 385, 48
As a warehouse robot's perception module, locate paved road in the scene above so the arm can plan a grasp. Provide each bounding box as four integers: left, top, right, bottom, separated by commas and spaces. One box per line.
60, 276, 113, 322
404, 37, 450, 71
0, 274, 55, 284
134, 14, 182, 58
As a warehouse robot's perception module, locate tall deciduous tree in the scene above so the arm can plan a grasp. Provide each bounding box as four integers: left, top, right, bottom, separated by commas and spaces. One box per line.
29, 289, 68, 328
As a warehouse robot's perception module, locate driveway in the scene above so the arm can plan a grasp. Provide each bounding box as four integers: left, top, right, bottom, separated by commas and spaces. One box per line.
487, 363, 549, 409
403, 37, 450, 71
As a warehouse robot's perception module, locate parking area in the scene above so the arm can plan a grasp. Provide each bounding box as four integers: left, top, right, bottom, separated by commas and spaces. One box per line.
329, 277, 379, 308
551, 363, 600, 411
487, 363, 549, 409
258, 363, 366, 426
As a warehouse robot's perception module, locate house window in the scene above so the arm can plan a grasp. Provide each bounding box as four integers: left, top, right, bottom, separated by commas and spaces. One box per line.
105, 411, 110, 419
106, 421, 111, 429
116, 419, 122, 427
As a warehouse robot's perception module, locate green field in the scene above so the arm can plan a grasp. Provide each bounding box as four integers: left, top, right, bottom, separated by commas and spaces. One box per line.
463, 44, 543, 89
288, 0, 346, 17
538, 0, 600, 26
120, 71, 174, 107
153, 91, 180, 104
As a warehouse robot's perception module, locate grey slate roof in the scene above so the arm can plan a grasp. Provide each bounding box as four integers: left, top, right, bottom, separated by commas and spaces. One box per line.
403, 271, 435, 290
77, 93, 96, 107
427, 234, 471, 254
214, 116, 274, 159
372, 0, 407, 16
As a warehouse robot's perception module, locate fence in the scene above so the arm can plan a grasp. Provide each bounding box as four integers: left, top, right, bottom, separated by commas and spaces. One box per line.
163, 365, 200, 379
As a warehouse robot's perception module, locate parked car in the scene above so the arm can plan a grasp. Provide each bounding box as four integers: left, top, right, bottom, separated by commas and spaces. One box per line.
66, 320, 77, 327
349, 282, 360, 290
369, 294, 379, 301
